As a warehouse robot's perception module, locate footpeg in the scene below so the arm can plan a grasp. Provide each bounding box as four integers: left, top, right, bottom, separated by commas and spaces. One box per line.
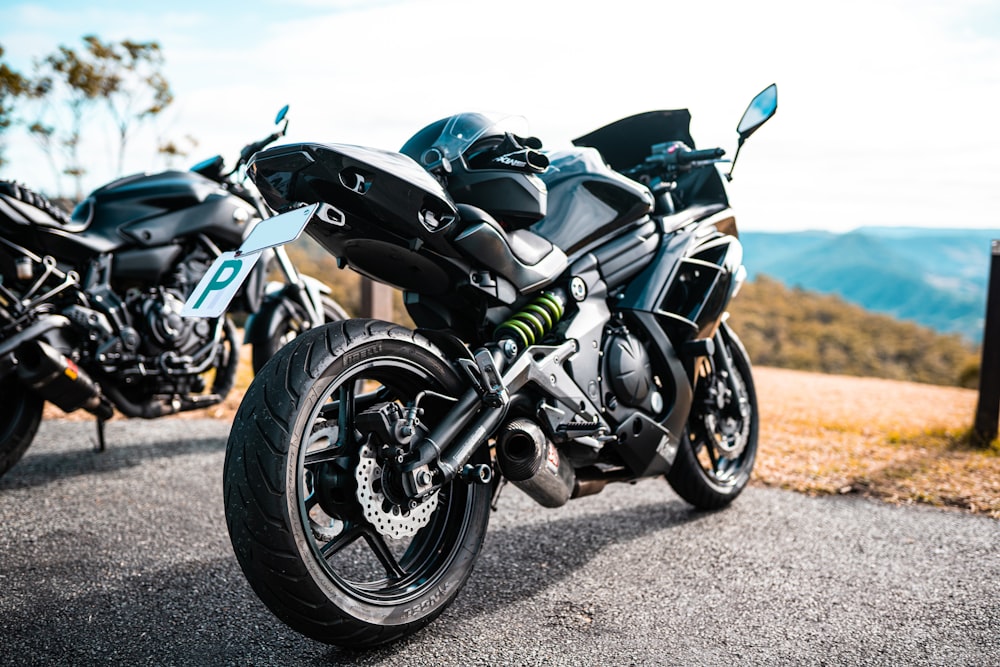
473, 348, 506, 407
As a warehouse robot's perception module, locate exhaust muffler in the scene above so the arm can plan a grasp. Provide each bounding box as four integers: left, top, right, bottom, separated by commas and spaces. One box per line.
15, 340, 113, 420
496, 418, 574, 508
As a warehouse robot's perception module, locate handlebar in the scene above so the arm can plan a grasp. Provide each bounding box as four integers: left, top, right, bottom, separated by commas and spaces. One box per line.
621, 142, 727, 180
238, 131, 283, 166
189, 107, 290, 217
676, 147, 726, 164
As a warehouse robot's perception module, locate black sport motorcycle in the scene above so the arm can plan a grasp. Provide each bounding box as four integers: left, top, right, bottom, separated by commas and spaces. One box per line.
192, 84, 777, 647
0, 106, 347, 477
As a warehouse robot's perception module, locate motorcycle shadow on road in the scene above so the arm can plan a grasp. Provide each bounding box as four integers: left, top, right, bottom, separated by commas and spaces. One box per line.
0, 419, 227, 491
326, 487, 716, 662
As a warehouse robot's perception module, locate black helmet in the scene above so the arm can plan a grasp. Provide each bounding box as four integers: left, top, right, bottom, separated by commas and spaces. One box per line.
400, 112, 549, 226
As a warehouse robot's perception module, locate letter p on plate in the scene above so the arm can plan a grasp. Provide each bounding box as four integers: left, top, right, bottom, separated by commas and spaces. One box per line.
181, 251, 262, 318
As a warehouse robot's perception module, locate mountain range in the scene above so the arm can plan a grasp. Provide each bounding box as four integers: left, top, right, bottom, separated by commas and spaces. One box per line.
738, 227, 998, 343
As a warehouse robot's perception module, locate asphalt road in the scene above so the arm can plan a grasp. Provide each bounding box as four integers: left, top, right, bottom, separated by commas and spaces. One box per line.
1, 417, 998, 666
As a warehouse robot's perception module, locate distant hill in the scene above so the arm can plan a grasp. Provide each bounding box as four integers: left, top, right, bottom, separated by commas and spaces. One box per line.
739, 227, 997, 343
728, 275, 979, 388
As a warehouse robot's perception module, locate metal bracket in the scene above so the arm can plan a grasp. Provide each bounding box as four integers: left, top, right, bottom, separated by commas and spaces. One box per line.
502, 339, 609, 442
473, 348, 505, 408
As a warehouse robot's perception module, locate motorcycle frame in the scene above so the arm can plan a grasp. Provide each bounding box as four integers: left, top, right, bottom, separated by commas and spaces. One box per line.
396, 202, 747, 500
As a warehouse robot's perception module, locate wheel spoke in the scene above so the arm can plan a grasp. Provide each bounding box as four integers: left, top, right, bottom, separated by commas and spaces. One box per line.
319, 521, 364, 559
336, 385, 355, 445
304, 491, 320, 511
308, 385, 358, 467
319, 385, 395, 419
362, 529, 407, 580
704, 438, 719, 469
304, 423, 343, 466
304, 447, 344, 467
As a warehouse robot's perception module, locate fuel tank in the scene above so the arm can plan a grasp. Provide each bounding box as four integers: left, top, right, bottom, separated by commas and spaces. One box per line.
79, 171, 251, 250
533, 147, 654, 259
1, 171, 251, 269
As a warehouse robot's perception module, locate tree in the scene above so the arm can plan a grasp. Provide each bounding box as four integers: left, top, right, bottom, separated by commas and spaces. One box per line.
25, 35, 174, 200
0, 44, 30, 169
157, 134, 198, 169
85, 36, 173, 177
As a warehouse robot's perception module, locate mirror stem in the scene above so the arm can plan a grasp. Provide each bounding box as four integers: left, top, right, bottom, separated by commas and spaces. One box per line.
726, 137, 746, 182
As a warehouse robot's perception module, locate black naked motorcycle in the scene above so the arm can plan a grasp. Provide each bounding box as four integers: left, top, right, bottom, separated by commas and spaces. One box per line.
0, 106, 348, 477
199, 84, 777, 647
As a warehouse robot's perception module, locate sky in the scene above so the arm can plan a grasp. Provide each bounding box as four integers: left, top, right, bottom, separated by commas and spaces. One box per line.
1, 0, 999, 233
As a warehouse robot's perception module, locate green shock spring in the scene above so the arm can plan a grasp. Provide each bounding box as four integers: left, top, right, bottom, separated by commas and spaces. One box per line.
494, 291, 565, 349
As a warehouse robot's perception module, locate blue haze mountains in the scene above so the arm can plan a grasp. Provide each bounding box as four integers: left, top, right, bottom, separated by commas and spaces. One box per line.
738, 227, 997, 344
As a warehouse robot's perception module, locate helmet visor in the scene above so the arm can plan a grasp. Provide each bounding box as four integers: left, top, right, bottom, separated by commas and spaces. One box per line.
435, 112, 530, 163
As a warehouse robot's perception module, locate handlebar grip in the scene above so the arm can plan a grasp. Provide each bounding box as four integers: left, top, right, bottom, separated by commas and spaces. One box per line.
677, 147, 725, 164
239, 133, 283, 164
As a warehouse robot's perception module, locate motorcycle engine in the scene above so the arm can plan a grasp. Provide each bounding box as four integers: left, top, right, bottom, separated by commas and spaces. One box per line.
127, 248, 216, 359
136, 288, 212, 358
604, 332, 663, 414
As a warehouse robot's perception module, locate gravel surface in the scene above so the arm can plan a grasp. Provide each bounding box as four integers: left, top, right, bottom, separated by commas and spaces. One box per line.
1, 417, 998, 666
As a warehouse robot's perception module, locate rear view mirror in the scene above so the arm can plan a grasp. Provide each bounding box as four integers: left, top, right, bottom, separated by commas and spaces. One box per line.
726, 83, 778, 181
737, 84, 778, 141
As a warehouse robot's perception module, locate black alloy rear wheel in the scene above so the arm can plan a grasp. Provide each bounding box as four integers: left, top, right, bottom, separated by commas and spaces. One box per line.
225, 319, 492, 647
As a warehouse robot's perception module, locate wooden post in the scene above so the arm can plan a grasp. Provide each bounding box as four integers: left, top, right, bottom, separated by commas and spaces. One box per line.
973, 239, 1000, 445
360, 277, 394, 322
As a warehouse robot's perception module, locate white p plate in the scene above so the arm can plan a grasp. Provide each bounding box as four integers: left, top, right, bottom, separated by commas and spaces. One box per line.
181, 250, 263, 318
181, 203, 321, 319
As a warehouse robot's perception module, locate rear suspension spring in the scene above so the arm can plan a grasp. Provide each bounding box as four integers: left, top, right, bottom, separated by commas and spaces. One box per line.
495, 291, 565, 348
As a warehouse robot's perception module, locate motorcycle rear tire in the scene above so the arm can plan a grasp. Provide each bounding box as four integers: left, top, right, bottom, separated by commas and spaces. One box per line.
0, 374, 43, 478
225, 319, 491, 647
666, 323, 758, 509
250, 295, 349, 374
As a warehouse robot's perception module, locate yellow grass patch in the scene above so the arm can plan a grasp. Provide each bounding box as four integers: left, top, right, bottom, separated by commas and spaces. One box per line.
753, 366, 1000, 519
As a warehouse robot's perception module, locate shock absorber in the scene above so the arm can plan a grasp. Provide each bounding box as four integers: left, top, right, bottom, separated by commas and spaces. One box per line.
494, 289, 566, 349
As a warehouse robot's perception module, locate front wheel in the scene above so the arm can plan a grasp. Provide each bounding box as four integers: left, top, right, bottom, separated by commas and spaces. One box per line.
0, 373, 43, 479
667, 323, 759, 509
225, 319, 492, 647
250, 295, 348, 373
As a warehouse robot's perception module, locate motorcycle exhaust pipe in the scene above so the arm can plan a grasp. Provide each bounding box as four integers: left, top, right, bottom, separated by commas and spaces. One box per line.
496, 418, 574, 508
15, 340, 114, 420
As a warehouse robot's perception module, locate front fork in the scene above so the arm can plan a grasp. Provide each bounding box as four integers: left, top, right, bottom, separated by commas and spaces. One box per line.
271, 245, 323, 326
705, 325, 745, 422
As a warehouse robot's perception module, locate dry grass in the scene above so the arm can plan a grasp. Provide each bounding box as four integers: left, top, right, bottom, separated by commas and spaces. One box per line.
753, 366, 1000, 519
45, 348, 1000, 520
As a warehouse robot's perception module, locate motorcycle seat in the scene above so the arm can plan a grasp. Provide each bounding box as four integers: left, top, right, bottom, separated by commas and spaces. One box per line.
0, 183, 89, 233
453, 204, 568, 292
